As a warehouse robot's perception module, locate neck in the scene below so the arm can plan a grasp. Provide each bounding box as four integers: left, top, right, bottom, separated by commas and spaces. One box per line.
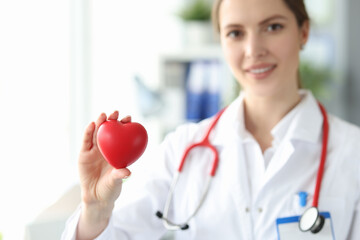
243, 89, 301, 152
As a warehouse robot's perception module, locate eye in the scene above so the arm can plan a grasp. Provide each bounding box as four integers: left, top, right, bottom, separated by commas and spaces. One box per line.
266, 23, 283, 32
226, 30, 244, 39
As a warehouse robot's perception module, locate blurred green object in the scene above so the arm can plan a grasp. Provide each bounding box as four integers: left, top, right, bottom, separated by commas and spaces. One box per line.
0, 232, 3, 240
178, 0, 212, 21
300, 61, 332, 100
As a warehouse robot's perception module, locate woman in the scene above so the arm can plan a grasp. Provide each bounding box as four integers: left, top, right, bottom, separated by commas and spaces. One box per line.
62, 0, 360, 239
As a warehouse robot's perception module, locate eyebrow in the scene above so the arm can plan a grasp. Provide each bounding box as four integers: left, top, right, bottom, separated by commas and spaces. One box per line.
222, 14, 288, 29
259, 15, 287, 25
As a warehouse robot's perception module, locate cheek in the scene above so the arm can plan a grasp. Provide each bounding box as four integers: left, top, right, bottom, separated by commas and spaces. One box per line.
272, 33, 301, 67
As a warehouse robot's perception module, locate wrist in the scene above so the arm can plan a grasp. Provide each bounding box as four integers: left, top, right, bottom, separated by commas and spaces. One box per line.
77, 202, 114, 240
81, 201, 114, 224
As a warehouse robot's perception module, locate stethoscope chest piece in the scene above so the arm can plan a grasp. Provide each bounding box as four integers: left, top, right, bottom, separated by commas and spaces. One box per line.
299, 207, 325, 233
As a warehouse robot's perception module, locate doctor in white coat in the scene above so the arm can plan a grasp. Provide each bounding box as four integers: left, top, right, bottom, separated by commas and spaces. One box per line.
62, 0, 360, 239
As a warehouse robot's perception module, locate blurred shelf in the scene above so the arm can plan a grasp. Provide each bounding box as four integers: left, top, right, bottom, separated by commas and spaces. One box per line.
156, 45, 236, 137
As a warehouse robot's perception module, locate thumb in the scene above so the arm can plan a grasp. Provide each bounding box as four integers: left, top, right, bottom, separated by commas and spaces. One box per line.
110, 168, 132, 182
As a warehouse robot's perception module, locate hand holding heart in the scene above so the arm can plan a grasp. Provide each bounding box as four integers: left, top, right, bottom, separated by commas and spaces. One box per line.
77, 111, 147, 239
77, 111, 144, 208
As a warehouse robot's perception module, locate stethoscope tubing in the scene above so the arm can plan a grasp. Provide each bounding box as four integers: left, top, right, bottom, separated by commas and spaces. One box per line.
312, 103, 329, 208
157, 109, 225, 230
177, 108, 226, 176
160, 172, 213, 230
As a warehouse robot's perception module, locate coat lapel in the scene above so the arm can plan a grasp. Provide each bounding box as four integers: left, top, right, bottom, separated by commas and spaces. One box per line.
262, 140, 295, 187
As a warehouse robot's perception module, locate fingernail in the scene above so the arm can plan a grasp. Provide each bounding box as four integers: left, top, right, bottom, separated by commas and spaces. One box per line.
123, 173, 131, 179
122, 174, 131, 183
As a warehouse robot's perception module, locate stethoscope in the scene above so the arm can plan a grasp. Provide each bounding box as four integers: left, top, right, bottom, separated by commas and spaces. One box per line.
298, 102, 329, 233
156, 102, 329, 234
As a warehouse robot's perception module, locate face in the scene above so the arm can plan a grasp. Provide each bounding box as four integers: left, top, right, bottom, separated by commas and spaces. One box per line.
219, 0, 309, 98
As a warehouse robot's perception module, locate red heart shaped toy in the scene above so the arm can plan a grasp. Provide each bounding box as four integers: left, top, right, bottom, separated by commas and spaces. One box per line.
97, 120, 148, 169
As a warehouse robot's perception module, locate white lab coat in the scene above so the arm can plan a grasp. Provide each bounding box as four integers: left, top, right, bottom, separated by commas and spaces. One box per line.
62, 90, 360, 240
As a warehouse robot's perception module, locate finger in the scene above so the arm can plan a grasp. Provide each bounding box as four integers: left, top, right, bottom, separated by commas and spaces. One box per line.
111, 168, 132, 182
95, 113, 107, 127
81, 122, 95, 151
120, 115, 132, 123
93, 113, 107, 146
108, 111, 119, 120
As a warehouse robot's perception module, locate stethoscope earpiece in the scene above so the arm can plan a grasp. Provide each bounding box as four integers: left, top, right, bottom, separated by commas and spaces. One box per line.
155, 210, 190, 230
180, 224, 190, 230
299, 207, 325, 234
156, 211, 163, 219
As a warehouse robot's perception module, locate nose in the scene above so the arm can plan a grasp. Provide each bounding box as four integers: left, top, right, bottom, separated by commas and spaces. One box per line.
244, 33, 268, 59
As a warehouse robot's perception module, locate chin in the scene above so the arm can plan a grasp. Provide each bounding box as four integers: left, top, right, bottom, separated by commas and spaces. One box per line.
242, 80, 280, 98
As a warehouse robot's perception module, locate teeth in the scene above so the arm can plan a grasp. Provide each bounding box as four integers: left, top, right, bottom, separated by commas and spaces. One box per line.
250, 66, 274, 74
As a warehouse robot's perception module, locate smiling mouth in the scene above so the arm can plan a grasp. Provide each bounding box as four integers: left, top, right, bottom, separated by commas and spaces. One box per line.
248, 65, 276, 74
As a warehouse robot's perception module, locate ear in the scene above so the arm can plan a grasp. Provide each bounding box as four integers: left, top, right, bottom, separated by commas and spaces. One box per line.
299, 20, 310, 48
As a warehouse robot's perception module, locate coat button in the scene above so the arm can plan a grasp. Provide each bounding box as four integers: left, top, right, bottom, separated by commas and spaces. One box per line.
258, 208, 263, 213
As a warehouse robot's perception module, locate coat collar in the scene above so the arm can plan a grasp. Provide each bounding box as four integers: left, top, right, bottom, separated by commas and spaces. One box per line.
286, 90, 323, 144
211, 90, 324, 147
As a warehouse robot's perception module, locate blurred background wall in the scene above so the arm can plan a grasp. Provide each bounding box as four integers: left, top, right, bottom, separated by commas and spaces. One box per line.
347, 0, 360, 124
0, 0, 359, 239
